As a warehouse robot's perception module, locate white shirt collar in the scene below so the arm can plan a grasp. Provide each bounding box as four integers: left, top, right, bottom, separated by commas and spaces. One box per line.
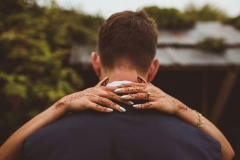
106, 80, 132, 87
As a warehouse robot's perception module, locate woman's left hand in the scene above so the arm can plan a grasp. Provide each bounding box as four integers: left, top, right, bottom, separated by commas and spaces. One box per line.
114, 77, 188, 115
113, 77, 235, 160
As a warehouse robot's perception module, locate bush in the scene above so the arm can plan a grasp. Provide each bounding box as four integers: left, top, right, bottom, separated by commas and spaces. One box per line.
184, 3, 229, 22
0, 0, 103, 144
224, 15, 240, 30
143, 6, 195, 29
196, 37, 227, 53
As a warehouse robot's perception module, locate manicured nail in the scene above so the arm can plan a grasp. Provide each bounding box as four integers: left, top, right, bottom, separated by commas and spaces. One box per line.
121, 95, 128, 99
114, 88, 122, 93
101, 77, 109, 86
128, 101, 134, 105
107, 108, 113, 112
120, 107, 126, 112
133, 104, 139, 108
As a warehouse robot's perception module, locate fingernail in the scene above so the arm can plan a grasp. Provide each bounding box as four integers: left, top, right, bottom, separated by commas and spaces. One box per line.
128, 101, 134, 105
120, 107, 126, 112
121, 95, 128, 99
133, 104, 139, 108
107, 108, 113, 112
101, 77, 109, 86
137, 76, 147, 83
114, 88, 122, 93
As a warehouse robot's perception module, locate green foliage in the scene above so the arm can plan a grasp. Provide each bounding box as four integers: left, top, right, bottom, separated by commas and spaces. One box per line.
143, 6, 195, 29
184, 3, 229, 22
196, 37, 227, 53
0, 0, 103, 143
224, 15, 240, 30
143, 4, 229, 30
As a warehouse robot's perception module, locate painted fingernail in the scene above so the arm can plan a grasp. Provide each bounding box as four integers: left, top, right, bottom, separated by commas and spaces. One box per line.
107, 108, 113, 112
101, 77, 109, 86
128, 101, 134, 105
120, 107, 126, 112
114, 88, 122, 93
133, 104, 139, 108
121, 95, 128, 99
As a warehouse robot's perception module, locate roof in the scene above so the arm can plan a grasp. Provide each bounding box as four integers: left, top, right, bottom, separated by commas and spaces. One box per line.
158, 22, 240, 45
70, 22, 240, 70
156, 47, 240, 70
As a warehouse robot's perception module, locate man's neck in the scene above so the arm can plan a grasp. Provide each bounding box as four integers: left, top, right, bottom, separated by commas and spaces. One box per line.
103, 69, 144, 83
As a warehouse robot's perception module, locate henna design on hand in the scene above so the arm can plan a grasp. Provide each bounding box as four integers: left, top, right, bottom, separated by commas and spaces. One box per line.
172, 98, 188, 111
106, 91, 121, 101
143, 102, 152, 109
54, 92, 85, 109
149, 92, 167, 99
98, 97, 115, 107
177, 103, 188, 111
137, 102, 152, 109
54, 100, 64, 109
94, 103, 105, 111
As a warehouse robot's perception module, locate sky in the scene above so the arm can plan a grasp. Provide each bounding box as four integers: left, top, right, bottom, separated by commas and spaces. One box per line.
38, 0, 240, 18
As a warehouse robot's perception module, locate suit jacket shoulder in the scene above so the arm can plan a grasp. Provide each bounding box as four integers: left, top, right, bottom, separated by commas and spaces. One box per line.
22, 104, 221, 160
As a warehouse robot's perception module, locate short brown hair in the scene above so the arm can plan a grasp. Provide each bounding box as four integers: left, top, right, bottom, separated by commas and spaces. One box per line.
98, 10, 158, 73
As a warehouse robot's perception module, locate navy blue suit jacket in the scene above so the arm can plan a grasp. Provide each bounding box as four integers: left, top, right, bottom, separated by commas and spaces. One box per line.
22, 103, 221, 160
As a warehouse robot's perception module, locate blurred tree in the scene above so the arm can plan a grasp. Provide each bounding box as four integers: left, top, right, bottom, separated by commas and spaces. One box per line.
184, 3, 229, 21
224, 15, 240, 30
143, 6, 195, 29
196, 37, 227, 53
0, 0, 103, 144
143, 4, 229, 30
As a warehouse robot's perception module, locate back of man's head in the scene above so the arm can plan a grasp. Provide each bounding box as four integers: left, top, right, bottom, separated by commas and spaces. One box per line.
98, 10, 158, 74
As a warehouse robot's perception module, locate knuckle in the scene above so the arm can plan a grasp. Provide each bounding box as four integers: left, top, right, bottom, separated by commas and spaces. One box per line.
94, 104, 103, 110
143, 102, 152, 109
100, 86, 107, 91
106, 91, 115, 97
130, 94, 137, 98
107, 100, 115, 106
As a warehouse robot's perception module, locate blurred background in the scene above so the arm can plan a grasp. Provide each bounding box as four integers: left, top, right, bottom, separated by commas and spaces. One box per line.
0, 0, 239, 159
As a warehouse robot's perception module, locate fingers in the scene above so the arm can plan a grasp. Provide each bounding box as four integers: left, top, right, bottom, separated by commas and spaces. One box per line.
88, 95, 126, 113
89, 102, 114, 113
100, 86, 119, 92
133, 102, 153, 109
121, 93, 151, 101
95, 86, 132, 105
115, 86, 148, 94
115, 83, 153, 93
116, 83, 147, 88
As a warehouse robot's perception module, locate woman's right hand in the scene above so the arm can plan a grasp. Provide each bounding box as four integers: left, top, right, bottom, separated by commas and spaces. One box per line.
0, 77, 128, 160
54, 77, 129, 113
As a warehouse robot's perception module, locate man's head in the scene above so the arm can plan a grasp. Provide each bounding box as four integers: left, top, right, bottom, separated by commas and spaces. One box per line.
92, 10, 159, 82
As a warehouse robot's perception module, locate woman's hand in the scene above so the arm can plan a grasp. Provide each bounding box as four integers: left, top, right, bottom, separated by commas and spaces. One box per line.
55, 77, 128, 113
114, 76, 234, 160
0, 77, 128, 160
114, 76, 187, 115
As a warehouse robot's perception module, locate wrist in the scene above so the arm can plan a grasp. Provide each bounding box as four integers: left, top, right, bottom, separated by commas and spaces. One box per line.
193, 110, 204, 128
175, 107, 205, 129
63, 101, 70, 113
54, 97, 70, 113
172, 98, 187, 116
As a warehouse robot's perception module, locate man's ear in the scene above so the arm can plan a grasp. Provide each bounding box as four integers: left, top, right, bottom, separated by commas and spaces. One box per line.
147, 59, 160, 82
91, 52, 101, 77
